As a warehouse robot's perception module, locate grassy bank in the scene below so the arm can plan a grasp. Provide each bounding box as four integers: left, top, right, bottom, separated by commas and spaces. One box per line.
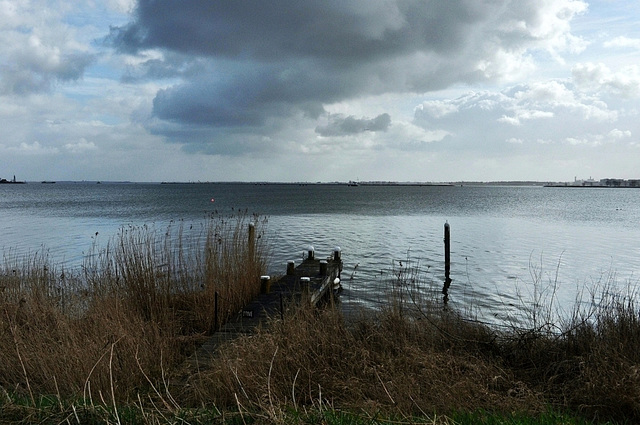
1, 220, 639, 424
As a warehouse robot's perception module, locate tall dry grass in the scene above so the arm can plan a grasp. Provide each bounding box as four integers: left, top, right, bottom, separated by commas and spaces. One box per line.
184, 259, 640, 423
3, 226, 640, 423
0, 212, 267, 403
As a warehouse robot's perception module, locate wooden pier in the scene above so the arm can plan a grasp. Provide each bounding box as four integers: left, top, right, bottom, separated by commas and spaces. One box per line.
184, 247, 342, 370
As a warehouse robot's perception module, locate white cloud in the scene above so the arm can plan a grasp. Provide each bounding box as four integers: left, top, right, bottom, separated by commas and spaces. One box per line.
9, 141, 59, 155
105, 0, 135, 14
65, 138, 98, 153
413, 78, 636, 164
604, 36, 640, 50
415, 100, 459, 119
607, 128, 632, 140
498, 109, 555, 126
572, 62, 640, 98
0, 1, 94, 95
514, 80, 576, 104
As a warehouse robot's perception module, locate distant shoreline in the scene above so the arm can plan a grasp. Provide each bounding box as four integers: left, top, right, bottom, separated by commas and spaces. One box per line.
543, 184, 640, 188
4, 180, 638, 187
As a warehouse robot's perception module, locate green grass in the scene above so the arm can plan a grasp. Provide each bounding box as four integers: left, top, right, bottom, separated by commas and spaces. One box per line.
450, 410, 620, 425
0, 387, 625, 424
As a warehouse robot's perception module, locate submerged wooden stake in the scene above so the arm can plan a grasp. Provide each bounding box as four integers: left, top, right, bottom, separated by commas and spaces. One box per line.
443, 221, 452, 304
248, 223, 256, 259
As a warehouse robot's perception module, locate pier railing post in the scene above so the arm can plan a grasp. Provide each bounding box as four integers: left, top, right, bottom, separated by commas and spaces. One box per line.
260, 275, 271, 294
319, 260, 328, 276
300, 277, 311, 296
287, 260, 295, 275
307, 245, 315, 260
333, 246, 341, 261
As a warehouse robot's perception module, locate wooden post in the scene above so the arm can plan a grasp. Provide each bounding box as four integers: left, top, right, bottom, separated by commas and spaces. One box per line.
319, 260, 328, 276
260, 275, 271, 294
307, 245, 315, 260
443, 221, 452, 303
248, 223, 256, 259
335, 247, 343, 279
287, 260, 295, 275
300, 276, 311, 293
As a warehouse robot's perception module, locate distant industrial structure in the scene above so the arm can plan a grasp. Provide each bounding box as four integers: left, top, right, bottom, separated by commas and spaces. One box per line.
555, 177, 640, 187
0, 175, 25, 184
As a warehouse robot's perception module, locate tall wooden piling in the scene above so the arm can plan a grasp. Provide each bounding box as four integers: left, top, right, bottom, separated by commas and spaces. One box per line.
248, 223, 256, 259
443, 221, 452, 303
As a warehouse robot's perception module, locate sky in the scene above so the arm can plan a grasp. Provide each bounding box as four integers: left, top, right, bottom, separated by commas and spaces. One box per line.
1, 0, 640, 183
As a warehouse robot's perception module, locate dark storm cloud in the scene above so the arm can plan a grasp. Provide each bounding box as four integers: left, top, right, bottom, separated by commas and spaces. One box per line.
108, 0, 587, 152
110, 1, 490, 60
315, 113, 391, 136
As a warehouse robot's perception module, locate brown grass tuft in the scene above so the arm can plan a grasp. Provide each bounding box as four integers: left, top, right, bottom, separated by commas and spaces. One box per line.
0, 212, 267, 403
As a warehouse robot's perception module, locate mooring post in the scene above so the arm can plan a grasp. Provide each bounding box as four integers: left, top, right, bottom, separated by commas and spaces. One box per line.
300, 276, 311, 293
443, 221, 452, 303
333, 246, 341, 261
307, 245, 315, 260
248, 223, 256, 259
287, 260, 295, 275
319, 260, 328, 276
260, 275, 271, 294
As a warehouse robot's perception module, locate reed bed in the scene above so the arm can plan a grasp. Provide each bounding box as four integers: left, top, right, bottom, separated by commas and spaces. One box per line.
0, 212, 268, 406
1, 228, 639, 424
185, 260, 640, 424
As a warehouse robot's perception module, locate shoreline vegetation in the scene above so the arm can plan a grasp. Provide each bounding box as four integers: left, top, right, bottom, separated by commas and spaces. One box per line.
1, 214, 639, 424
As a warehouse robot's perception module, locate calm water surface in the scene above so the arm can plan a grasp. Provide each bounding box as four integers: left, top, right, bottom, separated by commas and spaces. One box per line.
1, 182, 639, 324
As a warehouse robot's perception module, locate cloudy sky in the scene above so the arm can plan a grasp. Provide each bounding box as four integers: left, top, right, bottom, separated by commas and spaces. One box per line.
1, 0, 639, 182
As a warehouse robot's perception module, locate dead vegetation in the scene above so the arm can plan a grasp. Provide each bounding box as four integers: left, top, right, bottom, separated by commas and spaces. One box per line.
1, 225, 640, 423
0, 212, 267, 405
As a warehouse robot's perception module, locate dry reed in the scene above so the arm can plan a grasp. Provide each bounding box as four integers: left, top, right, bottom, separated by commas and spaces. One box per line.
3, 226, 640, 423
184, 259, 640, 423
0, 212, 267, 405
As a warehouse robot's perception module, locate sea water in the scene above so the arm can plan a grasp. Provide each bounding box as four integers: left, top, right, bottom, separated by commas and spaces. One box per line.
1, 182, 639, 325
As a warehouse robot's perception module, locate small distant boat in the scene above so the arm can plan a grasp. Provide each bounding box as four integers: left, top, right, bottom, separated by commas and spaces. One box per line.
348, 180, 359, 186
41, 181, 56, 184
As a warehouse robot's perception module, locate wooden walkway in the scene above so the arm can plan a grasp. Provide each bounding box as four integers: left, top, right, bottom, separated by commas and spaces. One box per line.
183, 250, 342, 370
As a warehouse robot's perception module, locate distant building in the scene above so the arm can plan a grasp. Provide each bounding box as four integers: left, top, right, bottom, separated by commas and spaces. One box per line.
572, 176, 601, 186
